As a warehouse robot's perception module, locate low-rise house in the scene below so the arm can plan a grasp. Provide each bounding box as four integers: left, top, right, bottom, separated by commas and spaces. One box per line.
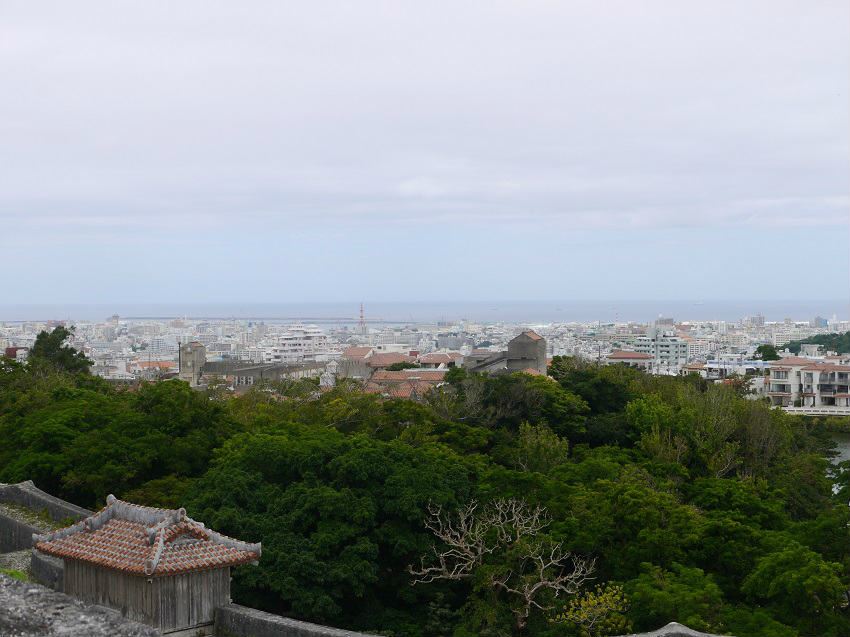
34, 495, 261, 636
606, 350, 653, 370
417, 351, 463, 369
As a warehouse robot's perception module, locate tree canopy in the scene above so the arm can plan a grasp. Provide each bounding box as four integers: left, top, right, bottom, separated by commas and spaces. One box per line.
783, 332, 850, 355
754, 344, 781, 361
28, 326, 93, 374
1, 356, 848, 636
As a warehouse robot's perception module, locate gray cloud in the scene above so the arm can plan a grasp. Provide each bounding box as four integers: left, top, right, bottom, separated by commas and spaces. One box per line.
0, 1, 847, 302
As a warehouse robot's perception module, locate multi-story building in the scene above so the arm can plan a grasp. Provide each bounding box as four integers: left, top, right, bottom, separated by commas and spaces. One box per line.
633, 329, 688, 372
765, 355, 850, 413
262, 325, 334, 363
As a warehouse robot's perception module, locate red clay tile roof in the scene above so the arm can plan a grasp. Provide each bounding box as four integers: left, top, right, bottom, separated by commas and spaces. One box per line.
34, 496, 260, 577
519, 330, 543, 341
608, 350, 653, 360
366, 352, 415, 368
770, 356, 818, 366
342, 346, 373, 360
136, 360, 176, 369
801, 364, 850, 372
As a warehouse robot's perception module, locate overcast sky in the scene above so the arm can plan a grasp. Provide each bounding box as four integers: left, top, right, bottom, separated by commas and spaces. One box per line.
1, 1, 848, 305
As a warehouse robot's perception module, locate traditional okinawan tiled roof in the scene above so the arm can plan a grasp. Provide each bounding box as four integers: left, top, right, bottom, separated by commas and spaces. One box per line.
34, 495, 260, 577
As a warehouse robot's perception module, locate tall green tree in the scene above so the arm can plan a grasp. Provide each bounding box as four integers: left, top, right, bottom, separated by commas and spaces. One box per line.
754, 344, 781, 361
29, 326, 92, 374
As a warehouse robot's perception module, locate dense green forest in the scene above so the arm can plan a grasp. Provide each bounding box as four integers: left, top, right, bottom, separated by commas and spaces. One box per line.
783, 332, 850, 354
2, 331, 850, 636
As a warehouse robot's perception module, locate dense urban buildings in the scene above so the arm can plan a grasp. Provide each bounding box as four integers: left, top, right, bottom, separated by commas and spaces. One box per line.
3, 309, 849, 413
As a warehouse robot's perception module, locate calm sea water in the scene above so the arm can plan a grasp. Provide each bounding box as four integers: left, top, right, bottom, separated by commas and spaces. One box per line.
0, 300, 847, 324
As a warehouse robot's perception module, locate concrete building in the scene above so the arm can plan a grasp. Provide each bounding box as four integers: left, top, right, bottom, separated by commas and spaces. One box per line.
261, 325, 333, 363
464, 330, 548, 375
634, 329, 688, 372
765, 356, 850, 413
178, 341, 206, 387
506, 330, 548, 374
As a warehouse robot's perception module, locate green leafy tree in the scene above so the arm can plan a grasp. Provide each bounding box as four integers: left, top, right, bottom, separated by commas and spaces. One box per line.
626, 563, 724, 632
386, 362, 421, 371
29, 326, 92, 374
553, 583, 631, 637
754, 344, 782, 361
549, 357, 640, 415
511, 422, 569, 474
742, 543, 846, 633
185, 427, 474, 632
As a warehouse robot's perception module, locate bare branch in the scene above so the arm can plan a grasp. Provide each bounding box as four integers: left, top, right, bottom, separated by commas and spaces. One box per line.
409, 498, 595, 632
492, 541, 596, 630
408, 500, 495, 583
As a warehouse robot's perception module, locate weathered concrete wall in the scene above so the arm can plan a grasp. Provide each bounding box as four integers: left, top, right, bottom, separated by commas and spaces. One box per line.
0, 508, 42, 553
30, 548, 64, 591
215, 604, 377, 637
0, 480, 91, 523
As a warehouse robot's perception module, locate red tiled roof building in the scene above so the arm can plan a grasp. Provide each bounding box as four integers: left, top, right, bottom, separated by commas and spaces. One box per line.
34, 495, 260, 636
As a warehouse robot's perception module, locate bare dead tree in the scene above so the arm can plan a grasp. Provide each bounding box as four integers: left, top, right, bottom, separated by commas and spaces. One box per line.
483, 498, 548, 545
492, 541, 595, 631
408, 500, 494, 583
409, 498, 595, 634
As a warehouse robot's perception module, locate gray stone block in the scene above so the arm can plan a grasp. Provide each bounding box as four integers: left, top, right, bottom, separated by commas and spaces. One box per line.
0, 573, 159, 636
215, 603, 379, 637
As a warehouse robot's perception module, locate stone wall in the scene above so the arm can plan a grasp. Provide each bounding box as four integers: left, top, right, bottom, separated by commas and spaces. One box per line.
30, 548, 64, 590
0, 507, 42, 553
0, 480, 92, 523
0, 573, 159, 637
215, 604, 376, 637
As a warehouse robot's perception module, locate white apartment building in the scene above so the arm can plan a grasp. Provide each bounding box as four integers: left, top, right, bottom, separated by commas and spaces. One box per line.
261, 325, 334, 363
687, 340, 712, 358
766, 356, 850, 413
633, 329, 689, 372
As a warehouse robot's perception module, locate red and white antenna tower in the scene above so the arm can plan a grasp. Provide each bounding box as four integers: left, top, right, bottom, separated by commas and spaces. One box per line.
359, 303, 368, 337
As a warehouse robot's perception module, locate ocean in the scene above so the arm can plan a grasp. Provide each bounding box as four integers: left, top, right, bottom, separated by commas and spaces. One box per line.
0, 300, 847, 325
